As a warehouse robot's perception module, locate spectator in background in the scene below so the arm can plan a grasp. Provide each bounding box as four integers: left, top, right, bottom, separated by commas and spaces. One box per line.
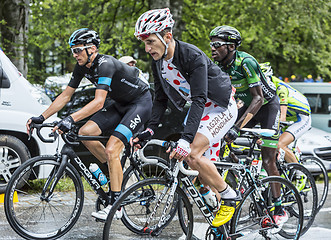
290, 75, 297, 82
118, 56, 137, 67
304, 74, 314, 83
315, 75, 323, 82
284, 77, 289, 83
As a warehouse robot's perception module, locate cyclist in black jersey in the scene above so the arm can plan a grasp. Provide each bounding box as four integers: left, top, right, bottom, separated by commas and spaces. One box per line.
26, 28, 152, 221
209, 25, 288, 231
133, 8, 241, 227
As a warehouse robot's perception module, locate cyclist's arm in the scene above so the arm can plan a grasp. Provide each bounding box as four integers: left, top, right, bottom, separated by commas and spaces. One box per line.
235, 58, 264, 128
277, 84, 289, 122
235, 86, 263, 128
146, 62, 169, 131
41, 86, 76, 119
70, 88, 107, 122
280, 105, 287, 121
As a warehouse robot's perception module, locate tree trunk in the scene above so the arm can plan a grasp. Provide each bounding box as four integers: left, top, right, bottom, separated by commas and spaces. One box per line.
149, 0, 184, 39
0, 0, 29, 77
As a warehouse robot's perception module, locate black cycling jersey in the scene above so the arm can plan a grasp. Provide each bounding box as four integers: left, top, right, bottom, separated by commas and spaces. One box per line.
69, 54, 148, 104
148, 39, 232, 144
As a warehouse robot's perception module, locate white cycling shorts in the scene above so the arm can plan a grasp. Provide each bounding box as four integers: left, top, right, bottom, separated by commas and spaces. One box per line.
199, 96, 237, 161
286, 114, 311, 140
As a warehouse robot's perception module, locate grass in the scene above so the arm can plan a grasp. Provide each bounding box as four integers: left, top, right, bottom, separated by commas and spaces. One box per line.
22, 176, 107, 193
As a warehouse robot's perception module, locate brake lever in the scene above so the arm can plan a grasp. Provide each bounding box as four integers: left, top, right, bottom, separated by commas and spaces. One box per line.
28, 123, 35, 141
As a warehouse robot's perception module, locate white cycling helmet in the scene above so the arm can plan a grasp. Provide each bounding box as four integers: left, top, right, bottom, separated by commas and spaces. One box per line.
134, 8, 175, 39
135, 8, 175, 58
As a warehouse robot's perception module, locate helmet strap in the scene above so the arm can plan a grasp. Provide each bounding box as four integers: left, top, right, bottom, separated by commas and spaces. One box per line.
156, 32, 169, 59
84, 44, 93, 66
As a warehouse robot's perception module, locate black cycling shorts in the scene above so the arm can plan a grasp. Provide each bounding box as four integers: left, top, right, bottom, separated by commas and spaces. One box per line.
238, 97, 280, 140
90, 91, 152, 144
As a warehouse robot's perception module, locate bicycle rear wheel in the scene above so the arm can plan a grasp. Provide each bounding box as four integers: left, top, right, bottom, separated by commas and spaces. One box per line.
4, 155, 84, 240
230, 176, 303, 240
103, 178, 193, 240
300, 156, 329, 212
122, 156, 169, 190
285, 163, 317, 236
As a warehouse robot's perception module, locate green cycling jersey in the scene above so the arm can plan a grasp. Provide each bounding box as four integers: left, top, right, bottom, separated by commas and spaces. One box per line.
271, 76, 311, 121
220, 51, 276, 107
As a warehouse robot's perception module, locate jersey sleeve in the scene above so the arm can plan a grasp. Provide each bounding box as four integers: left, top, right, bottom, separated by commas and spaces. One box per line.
68, 64, 84, 88
277, 84, 289, 105
96, 58, 115, 91
241, 57, 262, 88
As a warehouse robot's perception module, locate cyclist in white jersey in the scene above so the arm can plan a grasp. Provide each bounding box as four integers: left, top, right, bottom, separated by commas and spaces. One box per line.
133, 8, 240, 227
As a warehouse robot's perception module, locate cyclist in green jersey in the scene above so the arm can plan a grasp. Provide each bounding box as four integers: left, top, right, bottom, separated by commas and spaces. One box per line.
260, 62, 312, 164
209, 25, 288, 231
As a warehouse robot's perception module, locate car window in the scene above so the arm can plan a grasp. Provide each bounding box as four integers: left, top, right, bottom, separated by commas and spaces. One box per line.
306, 94, 331, 114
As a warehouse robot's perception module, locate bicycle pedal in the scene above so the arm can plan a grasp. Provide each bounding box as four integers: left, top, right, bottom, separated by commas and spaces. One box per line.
94, 218, 106, 223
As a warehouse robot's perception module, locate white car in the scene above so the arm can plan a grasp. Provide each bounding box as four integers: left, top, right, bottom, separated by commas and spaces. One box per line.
295, 127, 331, 172
0, 47, 62, 193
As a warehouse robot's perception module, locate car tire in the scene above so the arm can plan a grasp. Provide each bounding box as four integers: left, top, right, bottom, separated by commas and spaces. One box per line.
0, 134, 31, 193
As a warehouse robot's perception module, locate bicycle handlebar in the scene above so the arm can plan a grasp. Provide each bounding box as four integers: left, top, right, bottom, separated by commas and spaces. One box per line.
29, 122, 110, 146
29, 122, 59, 143
138, 139, 199, 176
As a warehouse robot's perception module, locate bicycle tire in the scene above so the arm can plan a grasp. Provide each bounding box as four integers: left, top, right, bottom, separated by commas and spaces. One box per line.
121, 156, 169, 190
4, 155, 84, 240
95, 157, 169, 210
300, 156, 329, 212
230, 176, 303, 240
103, 178, 194, 240
284, 163, 318, 236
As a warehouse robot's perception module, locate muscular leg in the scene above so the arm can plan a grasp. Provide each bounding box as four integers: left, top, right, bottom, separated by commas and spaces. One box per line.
186, 133, 227, 192
278, 132, 298, 163
261, 146, 281, 197
79, 120, 108, 163
105, 136, 124, 192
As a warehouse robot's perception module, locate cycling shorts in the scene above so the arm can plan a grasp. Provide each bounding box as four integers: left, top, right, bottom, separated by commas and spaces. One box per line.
200, 96, 237, 161
90, 91, 152, 144
238, 96, 280, 141
285, 114, 311, 140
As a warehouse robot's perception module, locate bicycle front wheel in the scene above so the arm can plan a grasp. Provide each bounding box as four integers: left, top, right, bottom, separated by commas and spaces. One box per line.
301, 156, 329, 212
103, 178, 193, 240
230, 176, 303, 240
4, 155, 84, 240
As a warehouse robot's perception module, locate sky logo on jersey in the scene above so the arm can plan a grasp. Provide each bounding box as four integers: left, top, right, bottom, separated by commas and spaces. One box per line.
130, 114, 141, 130
98, 56, 107, 66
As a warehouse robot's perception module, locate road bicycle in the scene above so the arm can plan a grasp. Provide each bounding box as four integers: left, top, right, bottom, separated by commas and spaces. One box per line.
229, 127, 317, 236
280, 121, 329, 212
103, 136, 304, 240
4, 122, 170, 240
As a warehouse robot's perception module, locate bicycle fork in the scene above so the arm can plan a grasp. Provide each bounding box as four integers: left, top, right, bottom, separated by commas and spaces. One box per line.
40, 154, 68, 201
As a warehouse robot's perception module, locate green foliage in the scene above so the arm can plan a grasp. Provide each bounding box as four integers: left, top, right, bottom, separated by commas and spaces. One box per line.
27, 0, 331, 83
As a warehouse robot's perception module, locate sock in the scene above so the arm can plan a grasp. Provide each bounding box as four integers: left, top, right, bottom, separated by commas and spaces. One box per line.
219, 185, 237, 199
111, 191, 121, 205
273, 197, 283, 215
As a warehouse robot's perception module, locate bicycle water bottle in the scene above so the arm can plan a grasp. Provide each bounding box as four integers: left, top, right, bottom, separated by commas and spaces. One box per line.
199, 185, 219, 212
89, 163, 108, 186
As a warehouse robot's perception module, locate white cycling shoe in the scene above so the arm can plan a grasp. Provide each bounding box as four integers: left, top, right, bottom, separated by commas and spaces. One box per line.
91, 205, 123, 221
270, 209, 289, 234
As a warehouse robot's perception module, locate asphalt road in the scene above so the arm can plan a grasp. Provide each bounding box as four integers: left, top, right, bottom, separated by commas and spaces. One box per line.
1, 182, 330, 240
